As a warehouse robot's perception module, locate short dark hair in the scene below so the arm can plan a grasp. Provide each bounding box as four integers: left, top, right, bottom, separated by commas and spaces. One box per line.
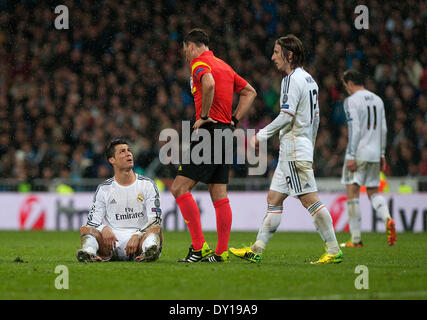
275, 34, 305, 68
105, 138, 128, 161
342, 69, 365, 86
183, 28, 209, 47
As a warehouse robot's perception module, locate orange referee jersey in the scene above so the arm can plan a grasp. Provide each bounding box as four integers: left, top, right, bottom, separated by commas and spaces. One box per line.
190, 51, 248, 123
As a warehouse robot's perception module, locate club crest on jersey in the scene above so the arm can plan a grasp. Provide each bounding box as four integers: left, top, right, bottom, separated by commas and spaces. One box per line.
137, 194, 144, 202
282, 93, 288, 104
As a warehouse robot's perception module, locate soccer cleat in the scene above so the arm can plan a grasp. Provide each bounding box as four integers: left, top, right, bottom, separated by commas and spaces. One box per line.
134, 245, 161, 262
340, 240, 363, 248
310, 250, 344, 264
76, 249, 102, 262
229, 247, 262, 263
178, 242, 213, 262
386, 219, 397, 246
201, 251, 230, 263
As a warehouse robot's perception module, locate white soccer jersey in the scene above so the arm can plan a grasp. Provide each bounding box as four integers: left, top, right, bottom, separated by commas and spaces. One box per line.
86, 174, 162, 233
344, 89, 387, 162
257, 67, 319, 162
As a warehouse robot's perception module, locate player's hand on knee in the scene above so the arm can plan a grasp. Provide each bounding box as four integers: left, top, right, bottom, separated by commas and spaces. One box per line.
101, 227, 118, 252
125, 234, 142, 257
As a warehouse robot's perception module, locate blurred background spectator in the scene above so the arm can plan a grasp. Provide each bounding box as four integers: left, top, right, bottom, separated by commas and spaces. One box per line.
0, 0, 425, 188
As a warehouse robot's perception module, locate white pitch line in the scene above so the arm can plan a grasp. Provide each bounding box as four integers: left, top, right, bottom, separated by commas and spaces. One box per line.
270, 291, 427, 300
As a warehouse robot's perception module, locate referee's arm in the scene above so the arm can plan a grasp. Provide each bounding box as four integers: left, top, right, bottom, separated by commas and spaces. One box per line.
193, 73, 217, 130
200, 73, 215, 118
232, 83, 257, 124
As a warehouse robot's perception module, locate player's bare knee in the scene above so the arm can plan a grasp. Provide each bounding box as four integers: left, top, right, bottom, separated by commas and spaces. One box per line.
211, 194, 227, 203
170, 183, 180, 198
171, 182, 188, 198
299, 192, 320, 209
171, 176, 197, 198
346, 184, 360, 199
267, 195, 281, 207
267, 190, 286, 207
79, 225, 93, 235
299, 198, 310, 209
209, 185, 228, 203
366, 187, 379, 200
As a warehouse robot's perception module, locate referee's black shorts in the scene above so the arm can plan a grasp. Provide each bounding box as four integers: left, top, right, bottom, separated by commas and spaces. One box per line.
177, 121, 234, 184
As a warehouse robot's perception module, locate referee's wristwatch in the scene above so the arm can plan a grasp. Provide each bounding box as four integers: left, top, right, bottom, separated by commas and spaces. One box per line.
200, 114, 209, 120
232, 116, 239, 125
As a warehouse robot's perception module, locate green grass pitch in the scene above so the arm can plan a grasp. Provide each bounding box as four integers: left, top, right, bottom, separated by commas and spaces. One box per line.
0, 230, 426, 300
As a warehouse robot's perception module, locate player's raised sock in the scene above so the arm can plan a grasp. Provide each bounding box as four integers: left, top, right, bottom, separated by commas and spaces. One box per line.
142, 233, 160, 252
252, 205, 282, 254
213, 198, 232, 255
347, 198, 362, 243
370, 193, 391, 223
176, 192, 205, 251
308, 201, 339, 255
81, 233, 98, 255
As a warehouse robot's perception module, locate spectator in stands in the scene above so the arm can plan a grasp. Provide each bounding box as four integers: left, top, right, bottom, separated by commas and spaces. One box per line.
0, 0, 425, 191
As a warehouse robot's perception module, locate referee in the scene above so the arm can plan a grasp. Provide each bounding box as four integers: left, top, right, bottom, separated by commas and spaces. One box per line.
171, 28, 257, 263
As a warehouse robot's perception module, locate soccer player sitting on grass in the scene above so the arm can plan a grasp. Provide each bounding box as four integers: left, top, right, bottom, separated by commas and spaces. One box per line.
76, 139, 163, 262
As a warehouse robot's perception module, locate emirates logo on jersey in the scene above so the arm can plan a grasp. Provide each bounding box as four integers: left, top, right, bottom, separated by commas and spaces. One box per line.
137, 194, 144, 202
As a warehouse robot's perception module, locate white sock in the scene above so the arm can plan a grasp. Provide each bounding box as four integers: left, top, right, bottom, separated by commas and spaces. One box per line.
81, 233, 98, 255
252, 205, 282, 254
142, 233, 160, 252
347, 199, 362, 243
308, 201, 339, 255
370, 193, 391, 223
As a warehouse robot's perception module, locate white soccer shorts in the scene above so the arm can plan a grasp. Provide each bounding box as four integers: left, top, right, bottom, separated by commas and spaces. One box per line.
270, 160, 318, 197
108, 229, 136, 261
108, 228, 161, 261
341, 160, 380, 187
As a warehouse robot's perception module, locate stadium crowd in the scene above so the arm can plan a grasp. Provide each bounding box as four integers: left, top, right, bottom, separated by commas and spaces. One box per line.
0, 0, 426, 188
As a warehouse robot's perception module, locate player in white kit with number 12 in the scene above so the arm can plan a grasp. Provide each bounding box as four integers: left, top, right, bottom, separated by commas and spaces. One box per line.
230, 34, 343, 264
